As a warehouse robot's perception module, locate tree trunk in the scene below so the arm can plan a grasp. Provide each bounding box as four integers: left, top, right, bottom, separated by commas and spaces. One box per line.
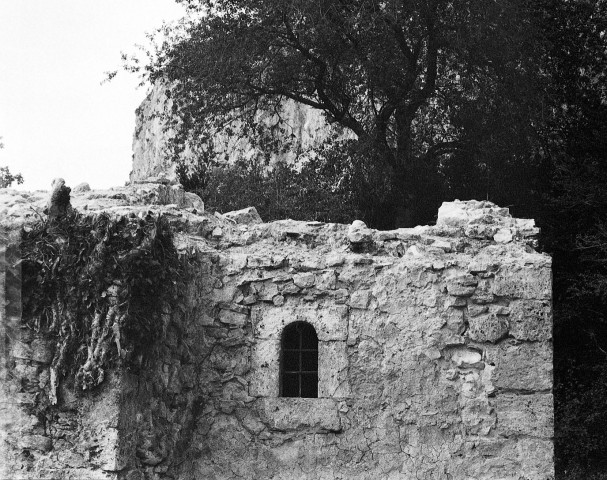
392, 112, 417, 228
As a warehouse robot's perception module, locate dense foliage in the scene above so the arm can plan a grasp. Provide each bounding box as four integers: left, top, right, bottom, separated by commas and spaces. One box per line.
145, 0, 542, 227
21, 212, 181, 399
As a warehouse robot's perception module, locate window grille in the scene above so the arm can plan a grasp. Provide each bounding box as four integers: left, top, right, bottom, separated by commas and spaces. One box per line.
281, 322, 318, 398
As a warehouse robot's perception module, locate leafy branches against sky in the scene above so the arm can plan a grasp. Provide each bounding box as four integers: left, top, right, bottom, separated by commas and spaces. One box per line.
137, 0, 544, 226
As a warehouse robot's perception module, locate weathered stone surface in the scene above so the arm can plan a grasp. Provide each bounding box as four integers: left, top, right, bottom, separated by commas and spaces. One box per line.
17, 434, 53, 452
260, 398, 341, 432
450, 347, 484, 368
508, 299, 552, 341
468, 313, 509, 343
47, 177, 72, 219
318, 341, 350, 398
250, 340, 280, 397
31, 338, 54, 364
492, 264, 552, 299
485, 340, 553, 391
184, 191, 204, 211
348, 220, 373, 244
446, 273, 478, 297
73, 182, 91, 192
218, 307, 248, 326
470, 278, 495, 304
495, 393, 554, 438
293, 272, 315, 288
223, 206, 262, 225
1, 198, 553, 480
494, 228, 513, 243
348, 289, 371, 309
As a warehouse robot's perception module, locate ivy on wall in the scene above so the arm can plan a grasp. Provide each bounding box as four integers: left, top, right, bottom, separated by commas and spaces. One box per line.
20, 211, 181, 401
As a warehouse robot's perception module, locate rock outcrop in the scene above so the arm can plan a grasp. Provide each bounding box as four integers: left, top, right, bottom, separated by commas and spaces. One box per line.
1, 189, 553, 480
130, 83, 354, 183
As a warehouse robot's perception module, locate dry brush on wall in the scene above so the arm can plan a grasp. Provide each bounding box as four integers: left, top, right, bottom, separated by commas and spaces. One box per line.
19, 211, 181, 399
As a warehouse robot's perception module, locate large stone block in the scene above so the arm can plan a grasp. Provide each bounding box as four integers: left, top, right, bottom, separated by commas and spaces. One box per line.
467, 313, 509, 343
260, 398, 341, 432
492, 265, 551, 299
250, 340, 280, 397
495, 393, 553, 438
485, 340, 552, 391
252, 304, 348, 341
318, 341, 350, 398
218, 308, 248, 327
508, 299, 552, 341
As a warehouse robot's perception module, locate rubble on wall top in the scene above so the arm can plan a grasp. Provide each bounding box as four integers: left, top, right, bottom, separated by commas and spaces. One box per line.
1, 180, 541, 260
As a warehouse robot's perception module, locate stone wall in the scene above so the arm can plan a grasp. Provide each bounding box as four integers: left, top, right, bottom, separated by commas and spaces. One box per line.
0, 190, 554, 480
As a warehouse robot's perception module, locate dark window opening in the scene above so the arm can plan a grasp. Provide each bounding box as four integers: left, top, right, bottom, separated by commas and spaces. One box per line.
281, 321, 318, 398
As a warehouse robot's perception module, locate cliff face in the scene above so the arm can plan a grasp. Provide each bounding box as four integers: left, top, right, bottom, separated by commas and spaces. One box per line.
130, 84, 354, 183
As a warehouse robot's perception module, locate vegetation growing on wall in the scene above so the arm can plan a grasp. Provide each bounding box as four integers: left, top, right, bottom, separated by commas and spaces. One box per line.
20, 211, 181, 401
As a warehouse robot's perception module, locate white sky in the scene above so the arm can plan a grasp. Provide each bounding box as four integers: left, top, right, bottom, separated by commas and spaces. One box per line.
0, 0, 185, 191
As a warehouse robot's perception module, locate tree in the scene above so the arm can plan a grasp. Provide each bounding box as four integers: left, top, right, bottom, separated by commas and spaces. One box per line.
0, 166, 23, 189
533, 0, 607, 476
0, 138, 24, 188
146, 0, 544, 227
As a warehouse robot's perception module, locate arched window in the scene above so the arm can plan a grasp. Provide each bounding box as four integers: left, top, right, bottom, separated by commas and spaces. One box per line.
281, 322, 318, 398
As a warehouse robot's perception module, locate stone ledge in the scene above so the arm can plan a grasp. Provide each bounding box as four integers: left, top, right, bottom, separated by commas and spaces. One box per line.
259, 398, 341, 432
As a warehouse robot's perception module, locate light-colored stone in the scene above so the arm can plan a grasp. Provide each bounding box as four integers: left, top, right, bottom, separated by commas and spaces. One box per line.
318, 341, 350, 398
348, 289, 371, 309
451, 348, 483, 368
326, 254, 345, 267
446, 273, 478, 297
494, 228, 513, 243
252, 304, 348, 341
250, 340, 280, 397
293, 272, 315, 288
492, 264, 552, 299
130, 84, 353, 183
348, 220, 373, 243
508, 299, 552, 341
218, 308, 248, 326
184, 191, 204, 211
223, 206, 262, 225
73, 182, 91, 192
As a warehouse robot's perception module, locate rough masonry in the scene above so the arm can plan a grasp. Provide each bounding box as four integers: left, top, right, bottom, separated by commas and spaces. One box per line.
1, 184, 553, 480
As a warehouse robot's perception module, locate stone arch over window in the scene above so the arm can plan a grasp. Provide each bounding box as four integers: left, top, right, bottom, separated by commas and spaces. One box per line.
280, 321, 318, 398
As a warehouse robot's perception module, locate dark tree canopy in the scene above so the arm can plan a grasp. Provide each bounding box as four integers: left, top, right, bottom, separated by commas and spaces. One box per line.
0, 138, 24, 188
148, 0, 543, 227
